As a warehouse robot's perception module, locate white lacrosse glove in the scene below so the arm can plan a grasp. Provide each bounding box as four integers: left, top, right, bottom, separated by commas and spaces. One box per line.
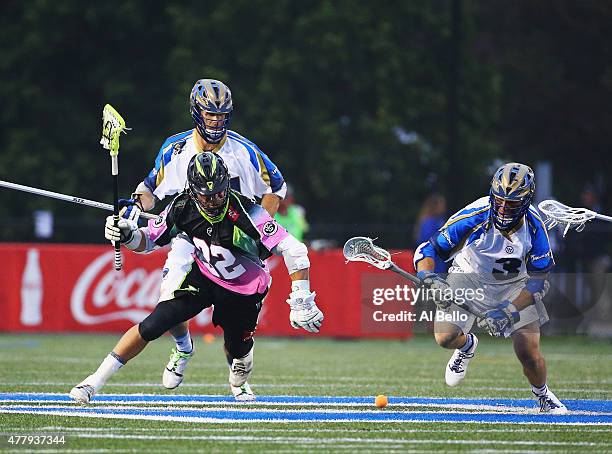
417, 270, 452, 310
105, 215, 139, 245
286, 283, 324, 333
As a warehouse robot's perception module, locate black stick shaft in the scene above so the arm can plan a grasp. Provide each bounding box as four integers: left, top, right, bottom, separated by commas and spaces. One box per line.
112, 172, 122, 271
388, 263, 482, 318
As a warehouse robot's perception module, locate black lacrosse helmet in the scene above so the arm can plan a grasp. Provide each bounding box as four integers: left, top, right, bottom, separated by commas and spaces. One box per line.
187, 152, 230, 222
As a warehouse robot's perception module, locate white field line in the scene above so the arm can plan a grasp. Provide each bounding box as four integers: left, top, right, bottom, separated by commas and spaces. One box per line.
30, 433, 611, 447
0, 399, 542, 413
32, 425, 612, 434
0, 404, 548, 415
6, 399, 611, 416
2, 381, 611, 394
2, 407, 611, 426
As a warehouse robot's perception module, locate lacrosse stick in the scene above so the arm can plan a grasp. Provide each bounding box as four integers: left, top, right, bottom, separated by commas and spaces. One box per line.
343, 236, 483, 318
100, 104, 130, 271
0, 179, 157, 220
538, 199, 612, 237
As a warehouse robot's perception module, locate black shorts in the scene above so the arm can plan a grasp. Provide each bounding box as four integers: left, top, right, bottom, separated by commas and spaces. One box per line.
174, 265, 267, 334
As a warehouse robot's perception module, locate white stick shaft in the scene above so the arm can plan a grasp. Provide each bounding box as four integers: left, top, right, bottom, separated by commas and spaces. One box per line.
0, 179, 157, 219
595, 213, 612, 222
111, 156, 119, 176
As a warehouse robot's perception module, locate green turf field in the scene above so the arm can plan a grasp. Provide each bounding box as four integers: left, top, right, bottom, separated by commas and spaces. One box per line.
1, 333, 611, 452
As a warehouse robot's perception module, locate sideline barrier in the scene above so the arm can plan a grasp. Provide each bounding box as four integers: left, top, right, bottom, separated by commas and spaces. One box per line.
1, 243, 414, 338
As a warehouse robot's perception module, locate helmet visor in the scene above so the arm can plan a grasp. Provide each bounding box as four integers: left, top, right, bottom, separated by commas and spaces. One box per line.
491, 195, 524, 229
194, 189, 228, 217
202, 112, 229, 142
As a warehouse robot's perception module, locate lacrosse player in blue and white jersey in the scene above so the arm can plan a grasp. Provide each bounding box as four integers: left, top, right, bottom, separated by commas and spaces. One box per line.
414, 162, 567, 414
119, 79, 287, 400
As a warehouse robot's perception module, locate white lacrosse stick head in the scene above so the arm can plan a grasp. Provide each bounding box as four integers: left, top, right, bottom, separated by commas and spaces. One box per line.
343, 237, 393, 270
538, 199, 596, 237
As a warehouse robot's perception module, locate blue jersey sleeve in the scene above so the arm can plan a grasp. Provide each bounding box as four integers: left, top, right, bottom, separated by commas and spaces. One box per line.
525, 208, 555, 272
414, 200, 490, 267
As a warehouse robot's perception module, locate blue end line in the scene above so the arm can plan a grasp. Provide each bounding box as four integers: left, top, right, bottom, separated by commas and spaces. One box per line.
2, 405, 611, 425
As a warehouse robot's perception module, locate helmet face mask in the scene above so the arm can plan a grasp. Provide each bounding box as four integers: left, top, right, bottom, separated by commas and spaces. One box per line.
187, 152, 230, 222
489, 163, 535, 231
190, 79, 233, 144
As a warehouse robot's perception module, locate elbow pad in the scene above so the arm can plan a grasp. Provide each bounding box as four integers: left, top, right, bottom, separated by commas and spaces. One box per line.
275, 236, 310, 274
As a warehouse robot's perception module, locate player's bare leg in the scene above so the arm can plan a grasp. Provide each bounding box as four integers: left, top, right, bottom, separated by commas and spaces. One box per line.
512, 322, 567, 413
70, 325, 147, 404
434, 321, 479, 387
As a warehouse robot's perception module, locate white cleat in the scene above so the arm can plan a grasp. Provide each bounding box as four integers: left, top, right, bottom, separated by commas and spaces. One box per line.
231, 382, 256, 401
229, 349, 253, 388
535, 388, 568, 414
69, 376, 97, 404
163, 347, 194, 389
445, 334, 479, 387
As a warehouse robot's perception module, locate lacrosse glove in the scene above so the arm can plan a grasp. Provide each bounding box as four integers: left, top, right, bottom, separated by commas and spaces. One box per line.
417, 270, 452, 310
477, 300, 520, 337
287, 289, 324, 333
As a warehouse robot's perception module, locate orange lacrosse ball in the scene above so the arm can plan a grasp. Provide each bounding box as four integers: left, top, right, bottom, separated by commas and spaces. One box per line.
375, 394, 388, 408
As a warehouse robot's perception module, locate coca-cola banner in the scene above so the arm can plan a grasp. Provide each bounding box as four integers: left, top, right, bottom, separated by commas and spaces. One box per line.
1, 243, 414, 338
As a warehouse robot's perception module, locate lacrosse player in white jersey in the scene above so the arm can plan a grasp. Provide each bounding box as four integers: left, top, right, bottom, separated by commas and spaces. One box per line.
414, 162, 567, 414
119, 79, 287, 400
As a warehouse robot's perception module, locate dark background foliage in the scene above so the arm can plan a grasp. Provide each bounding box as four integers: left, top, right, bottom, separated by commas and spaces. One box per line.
1, 0, 610, 248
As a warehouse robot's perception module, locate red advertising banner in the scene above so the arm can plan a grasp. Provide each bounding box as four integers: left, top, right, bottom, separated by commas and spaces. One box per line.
1, 243, 414, 338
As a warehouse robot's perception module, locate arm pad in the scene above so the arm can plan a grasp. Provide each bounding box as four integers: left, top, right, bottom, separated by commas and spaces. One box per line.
273, 235, 310, 274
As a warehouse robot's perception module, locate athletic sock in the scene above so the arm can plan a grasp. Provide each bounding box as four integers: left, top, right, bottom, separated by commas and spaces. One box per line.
532, 383, 548, 396
173, 332, 193, 354
90, 353, 125, 388
459, 333, 474, 353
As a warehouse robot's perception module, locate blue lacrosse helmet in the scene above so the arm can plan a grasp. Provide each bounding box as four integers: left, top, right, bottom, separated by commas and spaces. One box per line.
190, 79, 233, 144
489, 162, 535, 230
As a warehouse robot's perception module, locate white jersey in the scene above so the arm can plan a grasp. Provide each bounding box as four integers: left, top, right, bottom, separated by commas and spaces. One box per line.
142, 129, 286, 203
415, 196, 554, 284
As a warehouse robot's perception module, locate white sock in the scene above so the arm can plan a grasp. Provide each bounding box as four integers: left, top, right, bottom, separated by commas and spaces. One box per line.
90, 353, 124, 389
173, 332, 193, 353
532, 383, 548, 396
459, 333, 474, 353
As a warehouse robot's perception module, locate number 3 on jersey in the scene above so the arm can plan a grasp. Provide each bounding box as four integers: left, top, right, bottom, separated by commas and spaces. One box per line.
193, 238, 246, 279
492, 257, 522, 280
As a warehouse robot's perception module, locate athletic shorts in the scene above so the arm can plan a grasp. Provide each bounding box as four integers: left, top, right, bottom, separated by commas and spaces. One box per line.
436, 269, 549, 336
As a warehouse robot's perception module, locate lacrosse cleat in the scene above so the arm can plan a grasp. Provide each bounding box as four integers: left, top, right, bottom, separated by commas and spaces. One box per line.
229, 349, 254, 388
534, 388, 568, 414
445, 333, 479, 387
163, 347, 194, 389
231, 381, 256, 401
69, 375, 98, 404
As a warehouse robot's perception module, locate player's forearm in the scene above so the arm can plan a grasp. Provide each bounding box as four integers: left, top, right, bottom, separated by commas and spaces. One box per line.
132, 183, 155, 211
290, 269, 309, 282
261, 194, 281, 217
511, 289, 535, 311
416, 257, 436, 273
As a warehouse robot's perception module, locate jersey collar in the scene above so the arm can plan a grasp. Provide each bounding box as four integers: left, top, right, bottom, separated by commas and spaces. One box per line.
193, 129, 227, 153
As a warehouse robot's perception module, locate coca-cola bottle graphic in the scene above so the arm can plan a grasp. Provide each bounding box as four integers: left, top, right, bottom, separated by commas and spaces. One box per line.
20, 248, 43, 326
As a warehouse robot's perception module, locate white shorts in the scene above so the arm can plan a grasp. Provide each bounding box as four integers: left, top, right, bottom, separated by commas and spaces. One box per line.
159, 234, 195, 303
435, 271, 549, 336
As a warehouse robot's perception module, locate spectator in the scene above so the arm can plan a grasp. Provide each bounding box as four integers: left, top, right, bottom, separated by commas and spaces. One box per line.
414, 194, 448, 273
275, 184, 309, 242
